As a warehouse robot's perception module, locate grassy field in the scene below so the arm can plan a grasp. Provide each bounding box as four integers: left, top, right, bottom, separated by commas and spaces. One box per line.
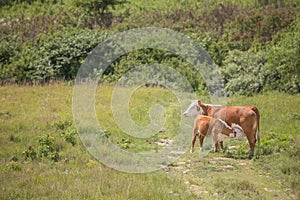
0, 84, 299, 199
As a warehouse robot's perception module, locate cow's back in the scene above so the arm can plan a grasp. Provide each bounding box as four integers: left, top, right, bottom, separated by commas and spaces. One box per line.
208, 106, 257, 127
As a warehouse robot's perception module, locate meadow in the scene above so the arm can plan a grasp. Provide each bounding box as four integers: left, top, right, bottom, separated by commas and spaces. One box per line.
0, 84, 299, 199
1, 1, 300, 198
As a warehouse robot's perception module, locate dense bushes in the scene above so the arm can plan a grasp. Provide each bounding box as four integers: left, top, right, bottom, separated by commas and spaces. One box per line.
0, 0, 299, 95
221, 50, 266, 96
1, 28, 108, 82
264, 16, 300, 93
73, 0, 126, 28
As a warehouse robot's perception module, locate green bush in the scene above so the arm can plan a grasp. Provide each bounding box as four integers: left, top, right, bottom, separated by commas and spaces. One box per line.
54, 120, 77, 146
5, 161, 22, 171
73, 0, 126, 28
23, 146, 37, 160
54, 120, 73, 131
37, 134, 59, 161
0, 36, 23, 82
117, 138, 131, 149
0, 0, 299, 96
104, 49, 205, 93
60, 129, 77, 146
3, 28, 109, 83
221, 50, 265, 96
31, 28, 108, 82
264, 15, 300, 94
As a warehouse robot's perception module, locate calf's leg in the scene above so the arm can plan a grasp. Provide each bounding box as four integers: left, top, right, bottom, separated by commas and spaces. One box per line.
190, 128, 198, 153
199, 134, 205, 151
213, 132, 219, 153
219, 141, 224, 150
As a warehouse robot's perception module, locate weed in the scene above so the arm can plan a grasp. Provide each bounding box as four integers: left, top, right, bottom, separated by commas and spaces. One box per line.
37, 134, 59, 162
60, 129, 77, 146
54, 120, 73, 131
9, 134, 21, 142
10, 155, 18, 162
86, 159, 100, 168
5, 161, 22, 171
117, 138, 131, 149
54, 120, 77, 146
0, 111, 12, 118
23, 146, 37, 160
103, 130, 112, 138
288, 112, 300, 120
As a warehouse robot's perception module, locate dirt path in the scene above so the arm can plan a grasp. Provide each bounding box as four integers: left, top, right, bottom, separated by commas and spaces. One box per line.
166, 153, 297, 199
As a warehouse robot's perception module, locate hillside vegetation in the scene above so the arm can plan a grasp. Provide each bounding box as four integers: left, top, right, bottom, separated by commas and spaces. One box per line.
0, 0, 300, 95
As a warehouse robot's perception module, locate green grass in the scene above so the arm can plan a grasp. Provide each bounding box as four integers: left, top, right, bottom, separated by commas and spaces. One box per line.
0, 84, 299, 199
95, 85, 182, 152
0, 84, 194, 199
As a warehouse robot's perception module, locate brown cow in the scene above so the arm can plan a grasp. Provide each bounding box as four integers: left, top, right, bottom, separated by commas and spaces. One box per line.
190, 115, 244, 153
183, 100, 260, 158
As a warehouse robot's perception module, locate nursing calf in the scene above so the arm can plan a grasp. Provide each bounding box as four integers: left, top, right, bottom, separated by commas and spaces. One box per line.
190, 115, 244, 153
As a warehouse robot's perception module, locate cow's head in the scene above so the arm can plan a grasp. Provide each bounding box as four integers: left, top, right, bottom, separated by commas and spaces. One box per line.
183, 100, 204, 118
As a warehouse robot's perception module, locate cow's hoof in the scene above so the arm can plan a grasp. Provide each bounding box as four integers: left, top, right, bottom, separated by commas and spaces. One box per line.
190, 148, 194, 153
248, 151, 254, 159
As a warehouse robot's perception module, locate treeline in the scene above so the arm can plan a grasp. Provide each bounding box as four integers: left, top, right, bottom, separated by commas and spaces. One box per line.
0, 0, 299, 95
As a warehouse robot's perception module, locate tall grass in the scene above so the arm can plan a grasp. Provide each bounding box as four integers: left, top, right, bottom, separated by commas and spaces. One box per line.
0, 84, 299, 199
0, 84, 194, 199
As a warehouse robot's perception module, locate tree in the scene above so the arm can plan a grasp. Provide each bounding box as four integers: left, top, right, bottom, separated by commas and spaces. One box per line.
256, 0, 285, 7
74, 0, 126, 28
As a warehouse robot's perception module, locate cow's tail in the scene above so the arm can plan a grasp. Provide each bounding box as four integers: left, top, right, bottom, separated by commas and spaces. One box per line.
252, 106, 261, 155
257, 125, 261, 155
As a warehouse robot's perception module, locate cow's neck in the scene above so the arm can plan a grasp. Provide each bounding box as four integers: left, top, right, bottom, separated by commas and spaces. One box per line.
200, 104, 210, 115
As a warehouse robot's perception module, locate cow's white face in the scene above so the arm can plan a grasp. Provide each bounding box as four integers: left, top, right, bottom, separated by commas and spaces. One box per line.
183, 100, 203, 118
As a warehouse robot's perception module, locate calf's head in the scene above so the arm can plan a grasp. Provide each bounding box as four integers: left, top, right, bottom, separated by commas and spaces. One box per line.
231, 123, 245, 137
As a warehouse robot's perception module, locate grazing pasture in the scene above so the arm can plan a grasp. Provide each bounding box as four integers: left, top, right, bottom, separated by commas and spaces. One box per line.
0, 84, 299, 199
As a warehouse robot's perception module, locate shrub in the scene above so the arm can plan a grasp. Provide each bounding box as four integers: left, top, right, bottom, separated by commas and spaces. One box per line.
54, 120, 77, 146
264, 15, 300, 94
117, 138, 131, 149
73, 0, 126, 28
0, 36, 23, 83
37, 134, 59, 161
3, 28, 109, 83
23, 146, 37, 160
30, 28, 108, 82
5, 161, 22, 171
60, 129, 77, 146
221, 50, 265, 96
54, 120, 73, 131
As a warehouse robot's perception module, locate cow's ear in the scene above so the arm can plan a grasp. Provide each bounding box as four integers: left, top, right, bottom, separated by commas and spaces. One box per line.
197, 100, 202, 106
196, 100, 202, 111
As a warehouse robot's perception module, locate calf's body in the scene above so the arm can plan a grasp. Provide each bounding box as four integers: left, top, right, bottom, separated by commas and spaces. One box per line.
191, 115, 241, 153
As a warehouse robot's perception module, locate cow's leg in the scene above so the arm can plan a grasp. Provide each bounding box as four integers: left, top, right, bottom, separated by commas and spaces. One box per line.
246, 131, 256, 158
190, 128, 198, 153
199, 134, 205, 151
